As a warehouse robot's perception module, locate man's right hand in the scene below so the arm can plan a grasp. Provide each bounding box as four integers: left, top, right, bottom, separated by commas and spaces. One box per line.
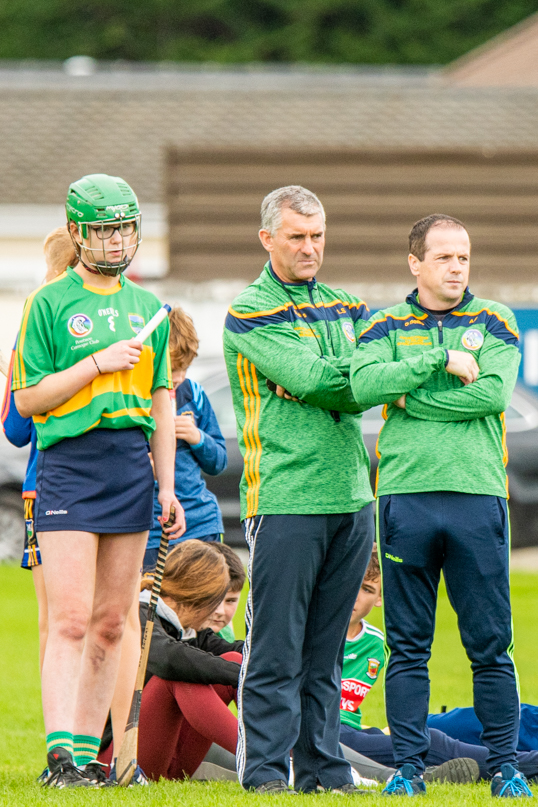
445, 350, 479, 385
93, 339, 142, 373
276, 385, 300, 402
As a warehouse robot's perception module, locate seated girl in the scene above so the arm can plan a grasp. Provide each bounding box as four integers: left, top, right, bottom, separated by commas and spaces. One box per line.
99, 539, 243, 781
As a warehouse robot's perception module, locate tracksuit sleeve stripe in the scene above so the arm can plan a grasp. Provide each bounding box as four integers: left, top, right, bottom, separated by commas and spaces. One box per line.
359, 318, 390, 343
237, 354, 255, 517
236, 354, 263, 519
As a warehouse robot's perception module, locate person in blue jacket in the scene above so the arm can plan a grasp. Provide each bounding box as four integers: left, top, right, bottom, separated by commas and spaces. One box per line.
143, 306, 227, 572
1, 226, 79, 667
428, 707, 538, 755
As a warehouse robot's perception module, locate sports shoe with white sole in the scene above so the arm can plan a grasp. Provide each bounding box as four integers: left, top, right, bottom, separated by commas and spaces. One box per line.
44, 747, 95, 789
109, 759, 150, 786
80, 760, 117, 787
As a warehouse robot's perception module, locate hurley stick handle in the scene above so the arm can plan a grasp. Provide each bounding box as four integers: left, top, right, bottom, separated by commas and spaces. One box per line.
115, 506, 176, 786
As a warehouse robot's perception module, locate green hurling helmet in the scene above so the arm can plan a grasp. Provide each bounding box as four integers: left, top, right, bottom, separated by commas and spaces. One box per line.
66, 173, 142, 276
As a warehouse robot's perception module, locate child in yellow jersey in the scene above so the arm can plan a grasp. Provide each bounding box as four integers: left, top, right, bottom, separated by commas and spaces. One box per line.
13, 174, 185, 789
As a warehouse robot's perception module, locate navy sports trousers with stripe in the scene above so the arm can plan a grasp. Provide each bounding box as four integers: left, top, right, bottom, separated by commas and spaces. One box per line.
378, 492, 519, 775
238, 508, 374, 792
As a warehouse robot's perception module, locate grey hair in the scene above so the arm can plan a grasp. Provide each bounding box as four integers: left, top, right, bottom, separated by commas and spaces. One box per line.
260, 185, 326, 235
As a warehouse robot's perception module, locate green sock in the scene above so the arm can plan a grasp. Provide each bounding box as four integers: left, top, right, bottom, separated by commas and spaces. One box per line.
73, 734, 101, 767
46, 731, 74, 760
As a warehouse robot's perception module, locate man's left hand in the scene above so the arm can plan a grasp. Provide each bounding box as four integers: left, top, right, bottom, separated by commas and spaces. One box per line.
394, 394, 406, 409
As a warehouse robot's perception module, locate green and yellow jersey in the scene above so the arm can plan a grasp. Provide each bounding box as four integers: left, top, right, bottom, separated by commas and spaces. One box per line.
340, 619, 385, 731
350, 289, 521, 498
12, 267, 171, 450
223, 262, 373, 519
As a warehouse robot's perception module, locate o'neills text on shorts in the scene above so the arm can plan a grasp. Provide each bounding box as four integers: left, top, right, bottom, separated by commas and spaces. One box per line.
45, 509, 68, 515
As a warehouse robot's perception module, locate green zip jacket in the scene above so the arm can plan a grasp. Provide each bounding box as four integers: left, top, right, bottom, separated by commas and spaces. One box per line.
223, 263, 374, 519
350, 289, 520, 498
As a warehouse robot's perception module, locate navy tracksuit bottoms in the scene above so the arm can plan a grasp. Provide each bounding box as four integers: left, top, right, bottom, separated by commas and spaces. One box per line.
339, 725, 538, 782
237, 508, 374, 792
378, 492, 519, 775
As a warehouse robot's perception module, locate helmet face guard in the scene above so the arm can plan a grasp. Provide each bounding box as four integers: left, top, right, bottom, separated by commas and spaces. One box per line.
73, 213, 142, 276
65, 174, 142, 277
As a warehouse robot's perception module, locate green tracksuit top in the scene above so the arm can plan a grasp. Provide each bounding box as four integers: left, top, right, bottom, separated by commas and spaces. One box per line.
350, 288, 520, 498
223, 262, 374, 519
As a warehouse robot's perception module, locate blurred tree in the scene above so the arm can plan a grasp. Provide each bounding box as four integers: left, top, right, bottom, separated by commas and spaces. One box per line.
0, 0, 537, 64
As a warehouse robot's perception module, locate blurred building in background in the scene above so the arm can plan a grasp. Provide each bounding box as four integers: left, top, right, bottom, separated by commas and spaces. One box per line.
0, 12, 538, 378
2, 14, 538, 550
443, 11, 538, 87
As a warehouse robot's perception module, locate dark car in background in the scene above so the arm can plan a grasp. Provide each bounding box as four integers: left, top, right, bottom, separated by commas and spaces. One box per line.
1, 364, 537, 558
197, 361, 538, 550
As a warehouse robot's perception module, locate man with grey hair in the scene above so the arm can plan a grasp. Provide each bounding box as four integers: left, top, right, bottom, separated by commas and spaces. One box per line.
223, 185, 374, 794
261, 184, 326, 234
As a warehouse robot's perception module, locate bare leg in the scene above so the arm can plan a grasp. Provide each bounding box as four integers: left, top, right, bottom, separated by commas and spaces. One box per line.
31, 565, 49, 673
110, 581, 141, 758
73, 532, 147, 738
38, 531, 98, 735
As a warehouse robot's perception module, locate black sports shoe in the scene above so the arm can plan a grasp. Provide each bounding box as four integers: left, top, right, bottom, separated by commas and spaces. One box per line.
44, 746, 95, 789
80, 761, 117, 787
255, 779, 297, 794
424, 757, 480, 784
491, 764, 533, 798
327, 782, 370, 795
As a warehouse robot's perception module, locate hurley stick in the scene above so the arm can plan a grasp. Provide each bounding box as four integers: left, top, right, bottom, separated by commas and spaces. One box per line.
0, 304, 170, 384
134, 304, 171, 344
115, 506, 176, 786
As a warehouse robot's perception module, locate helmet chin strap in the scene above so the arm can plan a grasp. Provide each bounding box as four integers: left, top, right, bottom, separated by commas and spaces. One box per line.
80, 260, 104, 276
80, 248, 129, 277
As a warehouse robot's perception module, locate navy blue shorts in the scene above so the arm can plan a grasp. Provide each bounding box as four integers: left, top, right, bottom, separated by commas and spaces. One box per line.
35, 428, 154, 534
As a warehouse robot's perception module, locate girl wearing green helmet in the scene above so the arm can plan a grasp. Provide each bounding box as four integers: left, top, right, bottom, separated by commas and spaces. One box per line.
13, 173, 185, 788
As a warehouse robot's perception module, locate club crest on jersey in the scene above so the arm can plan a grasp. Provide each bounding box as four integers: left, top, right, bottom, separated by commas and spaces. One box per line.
342, 322, 356, 343
67, 313, 93, 337
367, 657, 381, 679
129, 313, 145, 334
462, 328, 484, 351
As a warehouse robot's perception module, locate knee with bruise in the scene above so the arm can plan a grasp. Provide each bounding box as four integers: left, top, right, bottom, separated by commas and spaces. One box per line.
92, 611, 126, 648
55, 609, 91, 644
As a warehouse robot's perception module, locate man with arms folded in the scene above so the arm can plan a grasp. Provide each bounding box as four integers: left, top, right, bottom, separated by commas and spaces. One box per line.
350, 214, 531, 799
223, 186, 374, 794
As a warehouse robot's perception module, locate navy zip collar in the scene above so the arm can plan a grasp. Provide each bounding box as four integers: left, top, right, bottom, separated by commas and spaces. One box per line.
406, 287, 474, 318
266, 261, 339, 421
267, 261, 317, 292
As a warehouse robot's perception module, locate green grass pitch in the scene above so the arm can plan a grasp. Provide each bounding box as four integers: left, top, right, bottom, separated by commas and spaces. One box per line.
0, 564, 536, 804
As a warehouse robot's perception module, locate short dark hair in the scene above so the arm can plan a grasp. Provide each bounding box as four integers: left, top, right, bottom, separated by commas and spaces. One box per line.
364, 545, 381, 583
409, 214, 467, 261
212, 543, 246, 593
